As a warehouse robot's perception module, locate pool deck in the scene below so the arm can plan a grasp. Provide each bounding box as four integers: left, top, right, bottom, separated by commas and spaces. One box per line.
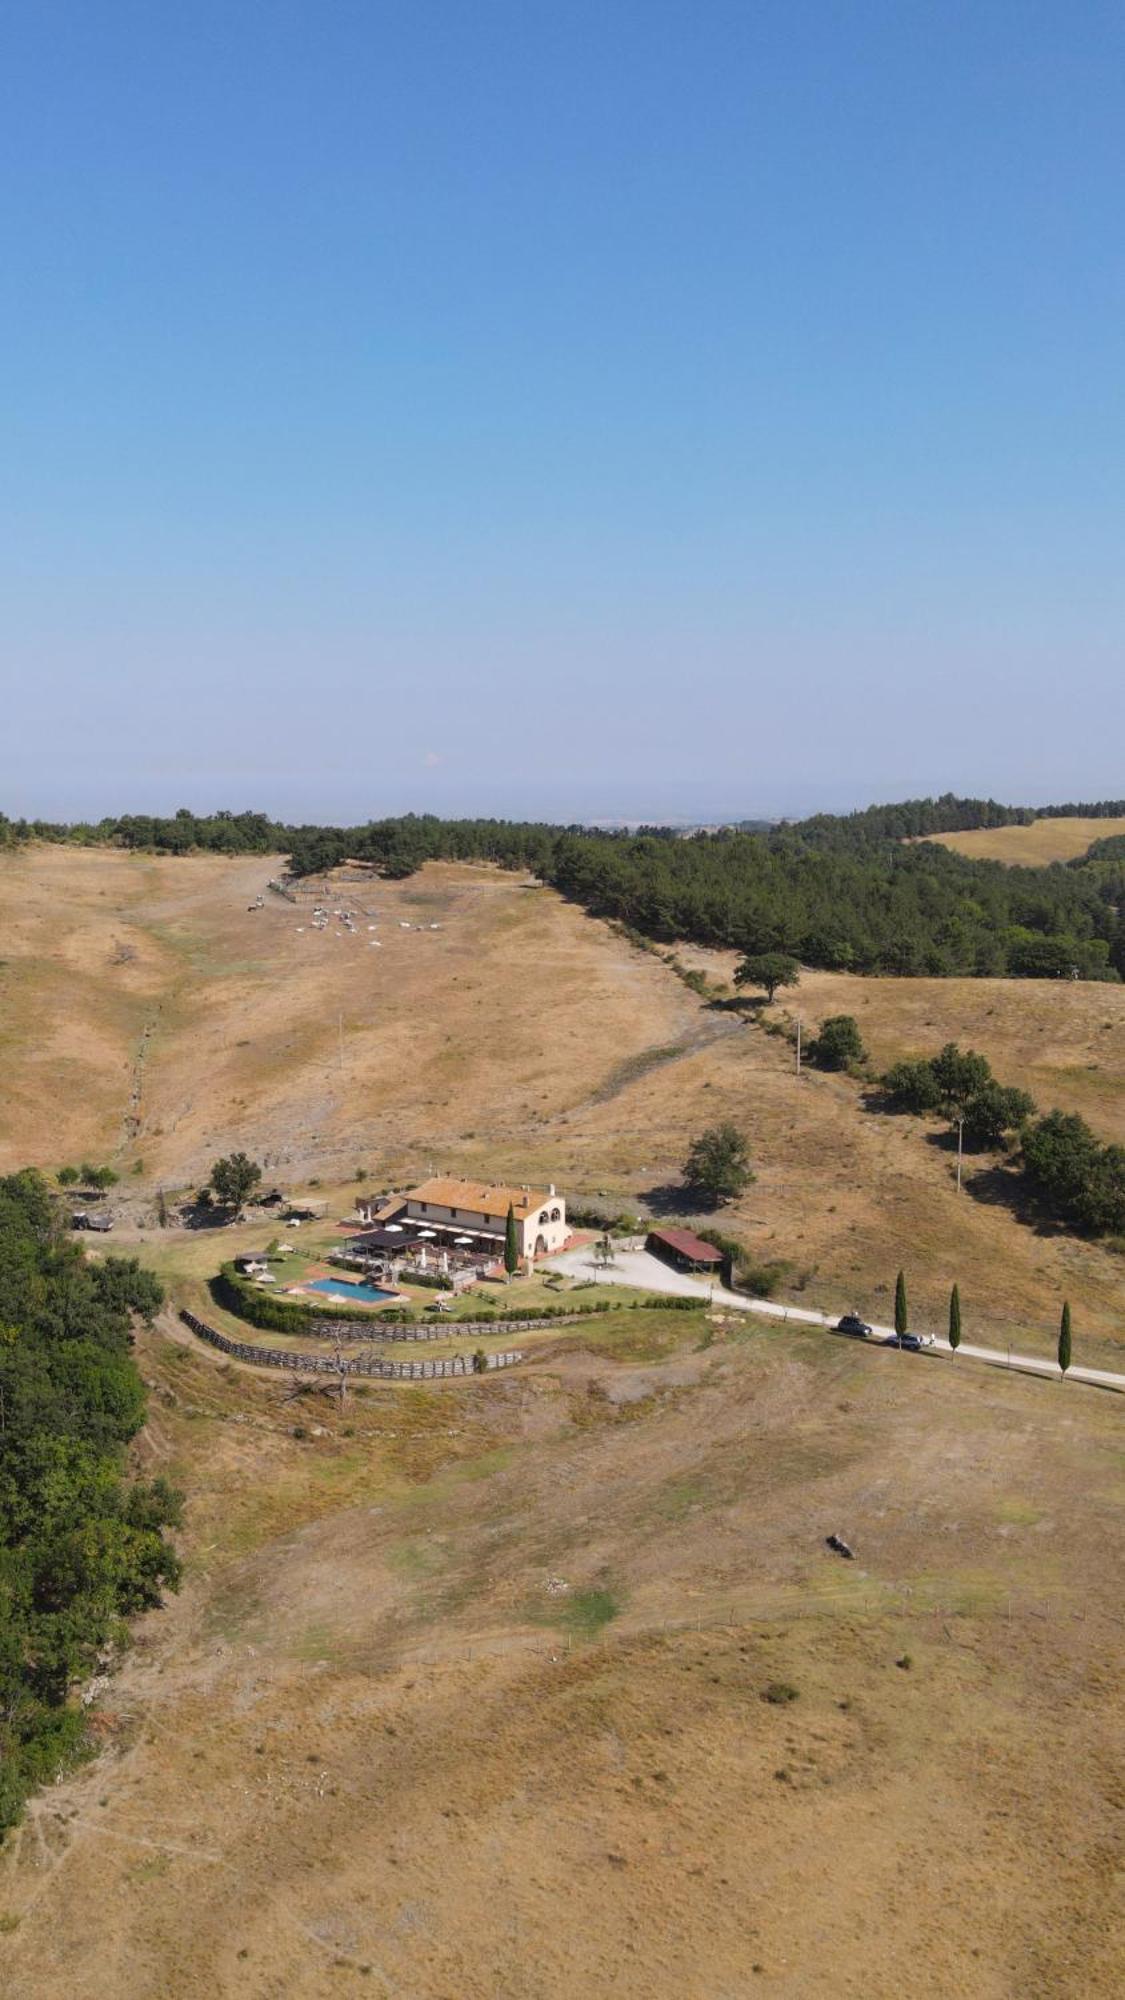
285, 1266, 405, 1308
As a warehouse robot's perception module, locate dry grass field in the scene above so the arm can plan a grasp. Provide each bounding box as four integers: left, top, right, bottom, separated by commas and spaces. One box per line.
3, 842, 1125, 1368
1, 1308, 1122, 1999
3, 845, 1125, 1995
921, 815, 1125, 865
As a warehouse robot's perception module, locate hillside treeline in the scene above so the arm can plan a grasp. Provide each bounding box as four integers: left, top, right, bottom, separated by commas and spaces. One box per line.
4, 798, 1125, 980
0, 1172, 181, 1833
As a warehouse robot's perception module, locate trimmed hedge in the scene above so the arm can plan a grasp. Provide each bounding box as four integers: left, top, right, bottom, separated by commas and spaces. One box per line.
212, 1264, 634, 1335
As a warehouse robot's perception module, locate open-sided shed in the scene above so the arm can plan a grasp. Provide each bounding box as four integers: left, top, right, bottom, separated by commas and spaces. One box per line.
646, 1225, 723, 1274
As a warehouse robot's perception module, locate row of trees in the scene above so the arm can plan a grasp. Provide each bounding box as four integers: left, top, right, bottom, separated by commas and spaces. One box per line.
894, 1269, 1075, 1374
56, 1162, 119, 1190
0, 1171, 182, 1832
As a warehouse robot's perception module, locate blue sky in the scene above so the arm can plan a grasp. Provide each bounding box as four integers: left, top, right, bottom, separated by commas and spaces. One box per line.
2, 1, 1123, 823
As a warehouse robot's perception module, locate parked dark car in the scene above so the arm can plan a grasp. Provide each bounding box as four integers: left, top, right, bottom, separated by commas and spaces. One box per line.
836, 1313, 872, 1337
884, 1332, 923, 1352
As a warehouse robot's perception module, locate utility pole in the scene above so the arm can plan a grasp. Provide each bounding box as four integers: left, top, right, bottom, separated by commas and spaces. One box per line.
956, 1115, 964, 1193
796, 1016, 802, 1076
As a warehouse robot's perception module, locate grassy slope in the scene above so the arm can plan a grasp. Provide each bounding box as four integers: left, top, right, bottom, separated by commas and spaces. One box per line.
0, 1310, 1121, 1998
5, 845, 1125, 1365
3, 849, 1124, 1995
922, 814, 1125, 864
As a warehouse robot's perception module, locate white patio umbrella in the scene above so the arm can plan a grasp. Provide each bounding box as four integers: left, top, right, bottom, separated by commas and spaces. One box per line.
416, 1228, 436, 1238
454, 1236, 473, 1245
384, 1224, 403, 1233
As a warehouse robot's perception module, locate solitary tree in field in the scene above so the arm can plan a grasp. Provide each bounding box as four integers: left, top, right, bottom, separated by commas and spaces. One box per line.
683, 1123, 755, 1207
208, 1151, 263, 1218
734, 952, 800, 1004
894, 1269, 908, 1337
948, 1283, 962, 1352
504, 1203, 520, 1282
1058, 1300, 1072, 1378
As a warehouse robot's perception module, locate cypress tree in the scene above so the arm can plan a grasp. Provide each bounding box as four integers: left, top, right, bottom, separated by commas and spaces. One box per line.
948, 1283, 961, 1352
504, 1203, 520, 1281
894, 1270, 908, 1337
1058, 1300, 1072, 1377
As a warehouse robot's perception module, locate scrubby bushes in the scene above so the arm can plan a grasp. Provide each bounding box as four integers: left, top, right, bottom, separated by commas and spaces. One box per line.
883, 1043, 1034, 1147
1021, 1112, 1125, 1237
691, 1225, 789, 1298
807, 1014, 867, 1071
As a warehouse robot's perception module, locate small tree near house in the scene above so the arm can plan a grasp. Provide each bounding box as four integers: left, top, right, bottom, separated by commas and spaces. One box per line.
504, 1203, 520, 1282
208, 1152, 263, 1218
592, 1233, 617, 1276
683, 1123, 755, 1207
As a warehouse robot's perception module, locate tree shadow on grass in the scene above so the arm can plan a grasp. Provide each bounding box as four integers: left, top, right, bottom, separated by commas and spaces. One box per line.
641, 1179, 735, 1220
957, 1160, 1076, 1238
705, 993, 765, 1016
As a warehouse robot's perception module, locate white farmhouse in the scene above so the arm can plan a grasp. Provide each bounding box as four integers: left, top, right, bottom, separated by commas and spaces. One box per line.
360, 1177, 568, 1260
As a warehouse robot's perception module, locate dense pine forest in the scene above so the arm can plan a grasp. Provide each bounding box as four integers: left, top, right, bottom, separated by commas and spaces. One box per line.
0, 1173, 181, 1833
3, 795, 1125, 979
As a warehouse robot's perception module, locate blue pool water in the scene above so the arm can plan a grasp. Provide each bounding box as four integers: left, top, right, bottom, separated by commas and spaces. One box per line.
306, 1277, 397, 1305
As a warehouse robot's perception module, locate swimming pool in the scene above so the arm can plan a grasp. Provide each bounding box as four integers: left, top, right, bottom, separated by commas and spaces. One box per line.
306, 1277, 398, 1306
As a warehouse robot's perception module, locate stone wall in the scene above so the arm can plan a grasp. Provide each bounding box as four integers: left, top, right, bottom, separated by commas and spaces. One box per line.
179, 1309, 525, 1380
307, 1312, 578, 1343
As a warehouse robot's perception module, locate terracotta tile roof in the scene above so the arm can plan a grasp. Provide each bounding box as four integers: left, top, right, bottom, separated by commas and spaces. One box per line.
647, 1225, 723, 1264
406, 1177, 554, 1221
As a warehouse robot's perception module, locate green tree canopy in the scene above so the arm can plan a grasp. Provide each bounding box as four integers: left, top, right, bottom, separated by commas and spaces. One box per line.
894, 1270, 908, 1336
733, 952, 800, 1003
882, 1059, 945, 1113
0, 1170, 181, 1834
809, 1015, 866, 1071
959, 1081, 1036, 1149
930, 1044, 993, 1108
683, 1123, 755, 1207
503, 1203, 520, 1278
208, 1152, 263, 1216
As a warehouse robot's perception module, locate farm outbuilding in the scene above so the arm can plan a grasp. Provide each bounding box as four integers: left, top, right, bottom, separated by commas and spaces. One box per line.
645, 1225, 723, 1274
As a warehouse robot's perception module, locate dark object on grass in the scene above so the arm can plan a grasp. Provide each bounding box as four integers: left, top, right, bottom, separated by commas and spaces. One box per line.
826, 1533, 855, 1559
835, 1313, 871, 1337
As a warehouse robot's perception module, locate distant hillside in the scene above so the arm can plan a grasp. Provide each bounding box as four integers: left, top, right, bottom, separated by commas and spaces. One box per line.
4, 796, 1125, 981
923, 816, 1125, 866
